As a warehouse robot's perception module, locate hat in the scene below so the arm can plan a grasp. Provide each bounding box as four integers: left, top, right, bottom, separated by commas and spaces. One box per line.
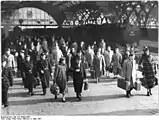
41, 52, 46, 56
6, 48, 10, 51
20, 50, 25, 53
59, 57, 66, 64
25, 55, 30, 58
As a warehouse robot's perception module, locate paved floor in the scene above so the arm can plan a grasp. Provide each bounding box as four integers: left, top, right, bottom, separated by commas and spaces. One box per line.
1, 72, 158, 116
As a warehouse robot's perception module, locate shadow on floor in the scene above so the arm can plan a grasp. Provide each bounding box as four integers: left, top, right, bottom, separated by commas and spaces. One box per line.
72, 109, 158, 116
8, 94, 126, 106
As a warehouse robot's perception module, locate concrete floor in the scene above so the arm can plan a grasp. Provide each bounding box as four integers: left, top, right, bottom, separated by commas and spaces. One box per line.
1, 73, 158, 116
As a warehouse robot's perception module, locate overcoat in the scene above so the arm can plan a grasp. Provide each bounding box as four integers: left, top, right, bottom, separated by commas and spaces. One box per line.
123, 59, 136, 90
54, 64, 67, 93
37, 59, 52, 88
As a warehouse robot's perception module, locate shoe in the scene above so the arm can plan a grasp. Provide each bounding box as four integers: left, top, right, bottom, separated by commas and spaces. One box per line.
62, 98, 66, 102
147, 92, 150, 96
76, 93, 79, 98
78, 93, 82, 101
126, 92, 131, 98
31, 92, 34, 96
4, 104, 8, 107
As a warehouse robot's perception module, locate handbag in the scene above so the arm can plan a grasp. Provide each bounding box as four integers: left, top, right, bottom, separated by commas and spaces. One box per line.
155, 77, 158, 85
50, 83, 60, 95
134, 79, 141, 91
34, 77, 40, 88
84, 79, 89, 90
108, 65, 113, 73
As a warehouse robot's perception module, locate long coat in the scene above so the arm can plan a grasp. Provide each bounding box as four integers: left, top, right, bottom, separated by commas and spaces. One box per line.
37, 59, 52, 88
103, 50, 113, 68
112, 53, 122, 75
54, 64, 67, 93
123, 59, 136, 90
93, 54, 105, 78
17, 55, 26, 87
73, 61, 86, 94
142, 60, 157, 88
24, 61, 34, 89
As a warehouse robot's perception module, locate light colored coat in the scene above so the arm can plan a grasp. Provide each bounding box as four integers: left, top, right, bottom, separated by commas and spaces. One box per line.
123, 59, 136, 85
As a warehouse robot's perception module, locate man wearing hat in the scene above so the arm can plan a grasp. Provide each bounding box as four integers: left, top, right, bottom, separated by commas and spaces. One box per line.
36, 52, 53, 95
17, 50, 27, 88
2, 48, 16, 86
24, 55, 34, 95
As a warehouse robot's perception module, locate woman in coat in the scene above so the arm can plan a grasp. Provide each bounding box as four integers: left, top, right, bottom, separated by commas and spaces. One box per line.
112, 48, 122, 78
103, 46, 114, 77
123, 54, 136, 98
37, 53, 53, 95
72, 55, 86, 101
24, 55, 34, 95
54, 57, 68, 102
142, 55, 157, 96
93, 49, 106, 83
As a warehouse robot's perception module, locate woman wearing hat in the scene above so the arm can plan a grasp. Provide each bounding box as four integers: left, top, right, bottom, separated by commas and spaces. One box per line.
36, 53, 53, 95
24, 55, 34, 95
54, 57, 68, 102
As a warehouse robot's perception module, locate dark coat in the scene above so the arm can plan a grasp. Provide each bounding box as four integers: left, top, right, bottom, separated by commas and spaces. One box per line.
54, 64, 67, 93
17, 55, 25, 72
142, 60, 157, 88
24, 61, 33, 89
37, 59, 52, 88
73, 61, 86, 93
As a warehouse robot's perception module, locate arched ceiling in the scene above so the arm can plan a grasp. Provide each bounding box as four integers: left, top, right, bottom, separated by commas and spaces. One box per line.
1, 1, 121, 25
1, 1, 158, 27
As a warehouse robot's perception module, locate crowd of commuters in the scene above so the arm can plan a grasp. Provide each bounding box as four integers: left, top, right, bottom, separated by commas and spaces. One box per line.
2, 35, 158, 107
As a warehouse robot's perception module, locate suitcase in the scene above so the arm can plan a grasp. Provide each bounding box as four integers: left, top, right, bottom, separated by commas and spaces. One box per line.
90, 70, 95, 79
134, 80, 141, 91
117, 78, 130, 90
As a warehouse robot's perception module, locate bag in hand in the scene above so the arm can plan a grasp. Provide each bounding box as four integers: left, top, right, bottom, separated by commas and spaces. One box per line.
50, 83, 60, 95
155, 77, 158, 85
108, 65, 113, 73
134, 79, 141, 91
84, 79, 89, 90
117, 78, 130, 90
34, 77, 40, 88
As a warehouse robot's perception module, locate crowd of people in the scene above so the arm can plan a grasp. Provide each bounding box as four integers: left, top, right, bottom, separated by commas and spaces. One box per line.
2, 35, 158, 107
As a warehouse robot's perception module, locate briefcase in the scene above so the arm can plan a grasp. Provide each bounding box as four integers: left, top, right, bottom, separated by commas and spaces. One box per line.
117, 78, 130, 90
90, 70, 95, 79
134, 80, 141, 91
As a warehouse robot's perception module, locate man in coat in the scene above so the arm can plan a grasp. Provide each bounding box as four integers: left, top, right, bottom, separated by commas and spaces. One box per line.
2, 61, 12, 107
17, 50, 26, 88
111, 48, 122, 78
123, 54, 136, 98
